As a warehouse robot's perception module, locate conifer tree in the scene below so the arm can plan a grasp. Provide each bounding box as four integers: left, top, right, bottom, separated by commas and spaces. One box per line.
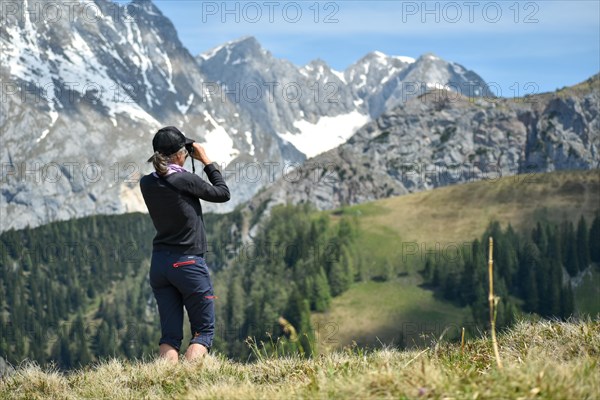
57, 335, 72, 370
443, 272, 459, 301
431, 261, 441, 287
282, 286, 314, 357
590, 214, 600, 262
342, 246, 356, 285
576, 216, 590, 272
313, 268, 332, 312
285, 287, 312, 338
532, 221, 548, 254
564, 223, 579, 276
328, 256, 351, 296
564, 221, 579, 276
225, 274, 246, 355
523, 256, 539, 313
498, 224, 519, 286
560, 281, 575, 319
547, 225, 561, 261
547, 258, 563, 317
423, 258, 433, 282
73, 314, 92, 366
93, 320, 111, 359
472, 280, 488, 326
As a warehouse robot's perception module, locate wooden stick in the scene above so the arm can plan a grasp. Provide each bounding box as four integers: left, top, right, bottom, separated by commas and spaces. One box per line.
488, 236, 503, 369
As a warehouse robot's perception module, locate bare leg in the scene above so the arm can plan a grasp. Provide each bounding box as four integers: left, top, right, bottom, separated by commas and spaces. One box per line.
184, 343, 208, 361
159, 343, 179, 363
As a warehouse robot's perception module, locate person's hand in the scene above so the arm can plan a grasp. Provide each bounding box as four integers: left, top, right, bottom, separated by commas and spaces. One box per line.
191, 143, 212, 165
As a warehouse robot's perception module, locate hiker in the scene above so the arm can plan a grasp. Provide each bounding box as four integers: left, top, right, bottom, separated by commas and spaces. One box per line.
140, 126, 230, 362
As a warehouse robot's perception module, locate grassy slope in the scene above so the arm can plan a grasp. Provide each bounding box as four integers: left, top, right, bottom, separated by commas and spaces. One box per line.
574, 265, 600, 315
2, 319, 597, 399
334, 169, 599, 246
313, 278, 470, 351
313, 170, 600, 349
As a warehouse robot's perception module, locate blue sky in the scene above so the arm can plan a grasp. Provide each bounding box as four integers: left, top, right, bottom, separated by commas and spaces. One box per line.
118, 1, 599, 95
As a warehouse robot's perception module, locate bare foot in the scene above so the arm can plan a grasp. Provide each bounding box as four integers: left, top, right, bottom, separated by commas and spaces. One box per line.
185, 343, 208, 362
159, 343, 179, 364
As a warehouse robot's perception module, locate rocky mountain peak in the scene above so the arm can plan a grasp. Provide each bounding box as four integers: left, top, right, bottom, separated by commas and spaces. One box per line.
198, 36, 268, 64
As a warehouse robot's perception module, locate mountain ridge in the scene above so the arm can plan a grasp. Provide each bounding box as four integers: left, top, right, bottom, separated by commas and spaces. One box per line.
241, 74, 600, 240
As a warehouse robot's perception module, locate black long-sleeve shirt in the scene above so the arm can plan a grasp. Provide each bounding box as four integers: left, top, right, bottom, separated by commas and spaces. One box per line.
139, 163, 230, 255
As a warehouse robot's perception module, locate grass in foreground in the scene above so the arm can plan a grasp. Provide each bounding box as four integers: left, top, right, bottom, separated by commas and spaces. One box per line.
1, 319, 598, 399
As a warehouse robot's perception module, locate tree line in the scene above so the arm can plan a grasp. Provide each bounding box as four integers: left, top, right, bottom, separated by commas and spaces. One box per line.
0, 213, 159, 369
421, 214, 600, 329
0, 204, 361, 367
213, 203, 362, 358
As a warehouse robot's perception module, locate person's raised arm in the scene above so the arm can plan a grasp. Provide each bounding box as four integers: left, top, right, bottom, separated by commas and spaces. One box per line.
184, 143, 230, 202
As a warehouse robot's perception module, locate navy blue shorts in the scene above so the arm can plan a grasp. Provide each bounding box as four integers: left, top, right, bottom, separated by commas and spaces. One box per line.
149, 250, 215, 352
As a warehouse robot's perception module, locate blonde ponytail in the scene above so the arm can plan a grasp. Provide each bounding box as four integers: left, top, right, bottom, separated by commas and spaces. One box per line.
149, 151, 169, 176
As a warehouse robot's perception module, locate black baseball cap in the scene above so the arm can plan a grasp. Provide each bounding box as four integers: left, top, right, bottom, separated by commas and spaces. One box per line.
148, 126, 194, 161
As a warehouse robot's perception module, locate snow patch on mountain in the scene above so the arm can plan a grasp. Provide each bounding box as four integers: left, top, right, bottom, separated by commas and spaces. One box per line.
280, 111, 370, 158
124, 21, 154, 106
176, 94, 194, 115
395, 56, 416, 64
331, 69, 346, 83
198, 44, 225, 61
156, 48, 176, 93
36, 109, 58, 143
2, 19, 44, 82
245, 131, 256, 156
201, 111, 239, 164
